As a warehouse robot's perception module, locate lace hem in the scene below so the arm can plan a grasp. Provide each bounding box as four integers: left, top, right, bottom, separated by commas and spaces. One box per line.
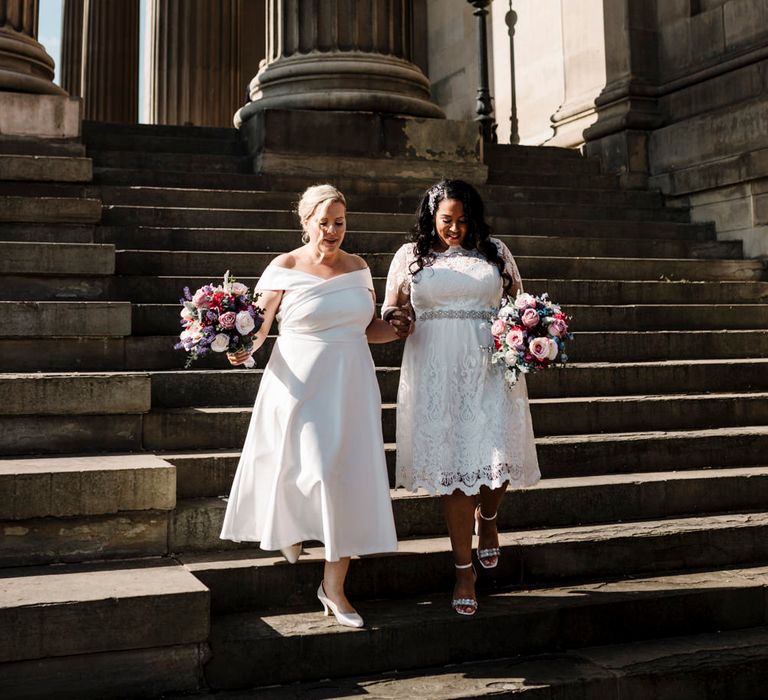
397, 462, 541, 497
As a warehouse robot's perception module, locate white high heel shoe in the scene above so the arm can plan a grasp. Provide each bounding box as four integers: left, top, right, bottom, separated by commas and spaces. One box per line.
317, 582, 364, 628
280, 544, 302, 564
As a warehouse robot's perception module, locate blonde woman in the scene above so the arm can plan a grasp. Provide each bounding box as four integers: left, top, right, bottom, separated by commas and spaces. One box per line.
221, 185, 405, 627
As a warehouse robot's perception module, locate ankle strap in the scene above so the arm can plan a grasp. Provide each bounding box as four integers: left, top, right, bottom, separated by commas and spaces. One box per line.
477, 506, 498, 521
454, 562, 473, 569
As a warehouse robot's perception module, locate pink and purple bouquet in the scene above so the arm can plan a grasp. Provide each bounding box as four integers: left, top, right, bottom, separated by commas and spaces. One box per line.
175, 271, 265, 368
489, 292, 571, 387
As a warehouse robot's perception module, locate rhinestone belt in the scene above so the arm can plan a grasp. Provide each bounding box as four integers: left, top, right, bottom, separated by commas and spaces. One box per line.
417, 308, 496, 321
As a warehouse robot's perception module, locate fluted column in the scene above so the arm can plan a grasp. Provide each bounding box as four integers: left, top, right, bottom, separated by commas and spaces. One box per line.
60, 0, 83, 97
0, 0, 65, 93
235, 0, 444, 126
146, 0, 241, 127
80, 0, 139, 122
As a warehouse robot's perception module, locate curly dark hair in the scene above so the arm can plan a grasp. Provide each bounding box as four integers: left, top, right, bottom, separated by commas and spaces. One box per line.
408, 179, 512, 292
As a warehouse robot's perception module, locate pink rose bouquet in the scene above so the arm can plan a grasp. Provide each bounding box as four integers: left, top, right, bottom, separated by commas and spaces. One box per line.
175, 271, 265, 368
489, 292, 571, 387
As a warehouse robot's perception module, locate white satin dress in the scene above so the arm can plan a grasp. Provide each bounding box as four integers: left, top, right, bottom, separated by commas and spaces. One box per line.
384, 239, 540, 496
220, 264, 398, 561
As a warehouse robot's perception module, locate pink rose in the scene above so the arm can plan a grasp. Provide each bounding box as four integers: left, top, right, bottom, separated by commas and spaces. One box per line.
192, 289, 210, 309
230, 282, 248, 296
548, 318, 568, 337
529, 336, 554, 362
505, 328, 525, 347
219, 311, 237, 329
521, 308, 540, 328
491, 319, 507, 337
514, 293, 536, 310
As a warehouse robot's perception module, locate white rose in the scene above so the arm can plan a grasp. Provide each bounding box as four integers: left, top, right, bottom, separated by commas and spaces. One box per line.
231, 282, 248, 295
235, 311, 255, 335
547, 338, 559, 361
211, 333, 230, 353
181, 306, 196, 321
504, 349, 519, 365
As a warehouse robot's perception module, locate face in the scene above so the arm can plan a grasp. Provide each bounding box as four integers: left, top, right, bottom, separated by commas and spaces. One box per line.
434, 198, 468, 250
304, 200, 346, 252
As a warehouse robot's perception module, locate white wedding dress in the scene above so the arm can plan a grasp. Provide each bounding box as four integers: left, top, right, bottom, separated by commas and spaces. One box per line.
384, 239, 540, 496
220, 264, 398, 561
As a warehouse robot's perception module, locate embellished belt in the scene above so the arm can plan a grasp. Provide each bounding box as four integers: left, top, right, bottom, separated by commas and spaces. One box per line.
416, 308, 496, 321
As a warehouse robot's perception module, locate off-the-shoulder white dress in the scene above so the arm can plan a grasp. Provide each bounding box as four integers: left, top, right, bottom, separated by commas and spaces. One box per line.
221, 263, 398, 561
383, 239, 540, 496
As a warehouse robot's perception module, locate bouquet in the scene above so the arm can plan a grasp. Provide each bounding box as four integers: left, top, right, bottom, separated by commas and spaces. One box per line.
489, 292, 571, 387
175, 271, 265, 368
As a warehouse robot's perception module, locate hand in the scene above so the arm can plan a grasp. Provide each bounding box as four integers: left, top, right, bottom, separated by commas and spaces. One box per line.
227, 349, 253, 366
385, 306, 414, 340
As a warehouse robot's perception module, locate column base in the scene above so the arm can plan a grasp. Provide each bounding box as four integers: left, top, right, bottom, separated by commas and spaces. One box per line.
584, 129, 652, 190
239, 109, 487, 184
0, 92, 82, 139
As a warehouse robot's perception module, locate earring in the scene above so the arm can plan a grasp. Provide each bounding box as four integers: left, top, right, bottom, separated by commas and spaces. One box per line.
301, 231, 309, 244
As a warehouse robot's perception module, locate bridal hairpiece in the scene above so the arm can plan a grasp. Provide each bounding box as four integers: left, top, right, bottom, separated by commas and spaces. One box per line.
427, 184, 445, 214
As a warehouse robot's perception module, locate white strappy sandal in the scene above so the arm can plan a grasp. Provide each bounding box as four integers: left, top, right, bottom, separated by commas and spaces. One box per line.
451, 562, 478, 616
474, 506, 501, 569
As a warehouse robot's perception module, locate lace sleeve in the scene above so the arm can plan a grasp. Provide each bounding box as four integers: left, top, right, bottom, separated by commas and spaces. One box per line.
381, 244, 412, 318
494, 238, 524, 296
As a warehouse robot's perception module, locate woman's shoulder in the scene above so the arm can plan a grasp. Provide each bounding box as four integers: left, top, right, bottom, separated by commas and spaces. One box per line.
271, 251, 300, 270
344, 252, 369, 272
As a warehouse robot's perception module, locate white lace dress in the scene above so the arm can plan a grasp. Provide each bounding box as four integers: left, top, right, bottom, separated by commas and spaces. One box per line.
383, 239, 540, 496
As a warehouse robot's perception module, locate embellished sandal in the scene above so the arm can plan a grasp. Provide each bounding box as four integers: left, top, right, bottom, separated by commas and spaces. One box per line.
474, 505, 501, 570
451, 562, 478, 616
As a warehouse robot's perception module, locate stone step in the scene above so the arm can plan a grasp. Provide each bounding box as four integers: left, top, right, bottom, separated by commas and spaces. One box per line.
85, 134, 246, 156
96, 183, 664, 210
98, 214, 713, 241
1, 300, 131, 338
2, 327, 764, 373
163, 426, 768, 495
0, 196, 101, 224
0, 154, 92, 182
94, 226, 740, 259
202, 564, 768, 689
147, 359, 768, 409
113, 249, 764, 282
0, 137, 85, 158
172, 466, 768, 546
82, 119, 240, 141
0, 222, 94, 243
93, 164, 620, 191
190, 626, 768, 699
0, 372, 150, 414
130, 301, 768, 336
540, 426, 768, 478
0, 561, 208, 674
106, 274, 768, 306
0, 240, 114, 275
88, 150, 251, 173
0, 454, 175, 565
102, 202, 688, 229
139, 392, 768, 456
182, 511, 768, 607
486, 143, 585, 160
0, 273, 114, 301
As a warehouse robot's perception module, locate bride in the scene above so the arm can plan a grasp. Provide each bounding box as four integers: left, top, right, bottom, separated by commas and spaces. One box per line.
221, 184, 408, 628
382, 179, 540, 616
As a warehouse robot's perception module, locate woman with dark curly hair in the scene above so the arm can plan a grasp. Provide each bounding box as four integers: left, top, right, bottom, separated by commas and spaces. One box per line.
382, 179, 540, 616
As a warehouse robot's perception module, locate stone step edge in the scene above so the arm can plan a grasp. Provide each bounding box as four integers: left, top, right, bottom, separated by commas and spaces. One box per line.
206, 566, 768, 688
202, 625, 768, 699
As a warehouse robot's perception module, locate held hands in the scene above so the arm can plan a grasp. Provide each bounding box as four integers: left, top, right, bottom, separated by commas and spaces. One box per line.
385, 305, 414, 340
227, 349, 254, 366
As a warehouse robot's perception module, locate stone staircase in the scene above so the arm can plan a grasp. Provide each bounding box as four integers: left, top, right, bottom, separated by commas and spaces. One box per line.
1, 120, 768, 698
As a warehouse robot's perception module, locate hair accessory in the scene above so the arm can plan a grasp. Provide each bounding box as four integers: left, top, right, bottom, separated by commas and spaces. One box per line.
427, 184, 445, 214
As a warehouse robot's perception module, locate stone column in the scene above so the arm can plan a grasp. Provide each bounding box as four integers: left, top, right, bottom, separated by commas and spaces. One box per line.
146, 0, 242, 127
234, 0, 444, 127
80, 0, 139, 122
0, 0, 65, 94
60, 0, 83, 97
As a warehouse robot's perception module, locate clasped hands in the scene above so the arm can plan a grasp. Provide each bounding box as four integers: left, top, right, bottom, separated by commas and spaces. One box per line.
384, 305, 414, 340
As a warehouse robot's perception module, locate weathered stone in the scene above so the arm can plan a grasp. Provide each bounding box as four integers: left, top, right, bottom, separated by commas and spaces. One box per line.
0, 454, 175, 519
0, 373, 150, 415
0, 562, 209, 662
0, 643, 204, 700
0, 154, 92, 182
0, 241, 114, 275
2, 301, 131, 337
0, 94, 80, 139
0, 196, 101, 224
